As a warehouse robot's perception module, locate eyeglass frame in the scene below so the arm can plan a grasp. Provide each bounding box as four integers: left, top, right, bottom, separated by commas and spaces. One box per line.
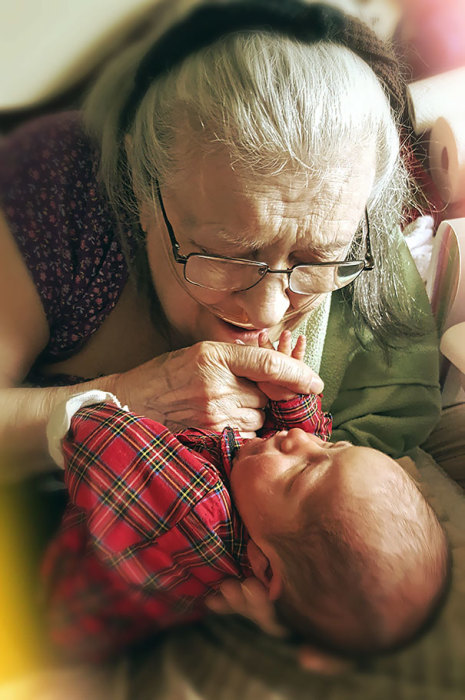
154, 182, 374, 295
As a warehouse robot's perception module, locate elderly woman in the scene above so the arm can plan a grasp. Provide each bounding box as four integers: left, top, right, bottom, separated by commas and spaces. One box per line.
0, 0, 440, 670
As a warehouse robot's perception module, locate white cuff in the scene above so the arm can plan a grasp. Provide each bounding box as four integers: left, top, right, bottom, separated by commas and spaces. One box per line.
46, 390, 128, 469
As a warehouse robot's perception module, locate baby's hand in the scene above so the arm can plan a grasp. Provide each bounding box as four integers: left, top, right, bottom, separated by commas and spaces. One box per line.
205, 578, 351, 675
257, 330, 306, 401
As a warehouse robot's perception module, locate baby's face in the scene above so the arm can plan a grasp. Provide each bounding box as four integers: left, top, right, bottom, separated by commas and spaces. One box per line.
231, 428, 408, 547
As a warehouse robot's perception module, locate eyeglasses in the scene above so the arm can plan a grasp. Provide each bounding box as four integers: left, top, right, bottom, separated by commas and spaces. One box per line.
155, 184, 374, 295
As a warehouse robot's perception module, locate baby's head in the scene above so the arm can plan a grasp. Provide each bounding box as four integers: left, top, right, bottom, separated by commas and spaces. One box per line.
231, 429, 451, 658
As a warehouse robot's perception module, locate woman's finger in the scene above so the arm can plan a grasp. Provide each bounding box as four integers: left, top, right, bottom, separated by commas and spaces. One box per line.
213, 407, 264, 433
222, 343, 323, 394
234, 384, 268, 410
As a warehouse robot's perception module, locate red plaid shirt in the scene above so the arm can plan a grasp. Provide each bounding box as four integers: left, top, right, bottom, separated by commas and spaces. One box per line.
42, 394, 331, 660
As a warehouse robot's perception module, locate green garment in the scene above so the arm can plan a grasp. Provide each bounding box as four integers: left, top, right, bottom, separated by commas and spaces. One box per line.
299, 235, 441, 458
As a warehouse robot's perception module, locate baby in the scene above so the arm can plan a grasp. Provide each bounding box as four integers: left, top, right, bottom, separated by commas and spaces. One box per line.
42, 332, 450, 662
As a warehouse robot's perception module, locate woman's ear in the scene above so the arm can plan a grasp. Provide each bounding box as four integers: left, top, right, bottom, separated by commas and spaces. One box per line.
247, 540, 283, 601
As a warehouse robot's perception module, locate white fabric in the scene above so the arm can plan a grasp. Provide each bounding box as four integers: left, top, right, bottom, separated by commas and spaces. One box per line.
403, 215, 435, 283
292, 292, 332, 375
46, 390, 126, 469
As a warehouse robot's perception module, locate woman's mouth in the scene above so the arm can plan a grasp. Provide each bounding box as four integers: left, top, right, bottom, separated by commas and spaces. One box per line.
219, 316, 258, 330
216, 317, 269, 343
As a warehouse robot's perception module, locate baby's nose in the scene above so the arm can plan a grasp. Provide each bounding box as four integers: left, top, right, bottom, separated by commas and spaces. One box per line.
286, 428, 325, 451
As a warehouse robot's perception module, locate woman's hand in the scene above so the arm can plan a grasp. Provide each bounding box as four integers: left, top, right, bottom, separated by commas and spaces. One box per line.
114, 341, 323, 435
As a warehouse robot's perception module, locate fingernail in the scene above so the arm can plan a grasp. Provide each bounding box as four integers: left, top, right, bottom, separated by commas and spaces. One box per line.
235, 339, 246, 345
309, 376, 324, 394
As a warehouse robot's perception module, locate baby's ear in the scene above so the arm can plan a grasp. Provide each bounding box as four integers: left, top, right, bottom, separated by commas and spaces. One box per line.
247, 540, 283, 601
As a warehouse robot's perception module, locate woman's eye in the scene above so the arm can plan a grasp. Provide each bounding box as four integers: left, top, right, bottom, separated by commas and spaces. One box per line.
188, 241, 216, 256
290, 250, 338, 266
198, 245, 255, 260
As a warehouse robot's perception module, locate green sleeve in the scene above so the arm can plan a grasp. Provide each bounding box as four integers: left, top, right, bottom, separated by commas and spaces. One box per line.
319, 237, 442, 458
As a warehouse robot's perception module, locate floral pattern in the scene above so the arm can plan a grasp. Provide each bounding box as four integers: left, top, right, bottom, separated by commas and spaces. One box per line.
0, 112, 138, 382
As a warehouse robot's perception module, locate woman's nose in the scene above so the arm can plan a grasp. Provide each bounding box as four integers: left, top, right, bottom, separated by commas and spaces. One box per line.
236, 275, 290, 328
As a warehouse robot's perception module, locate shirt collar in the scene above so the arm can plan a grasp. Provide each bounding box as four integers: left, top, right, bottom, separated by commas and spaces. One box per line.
219, 426, 243, 478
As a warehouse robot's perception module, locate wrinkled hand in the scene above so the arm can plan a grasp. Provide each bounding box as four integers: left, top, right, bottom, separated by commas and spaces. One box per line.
114, 341, 323, 436
205, 578, 351, 675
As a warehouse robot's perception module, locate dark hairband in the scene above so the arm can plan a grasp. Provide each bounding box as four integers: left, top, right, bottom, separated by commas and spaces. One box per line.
119, 0, 348, 132
119, 0, 406, 134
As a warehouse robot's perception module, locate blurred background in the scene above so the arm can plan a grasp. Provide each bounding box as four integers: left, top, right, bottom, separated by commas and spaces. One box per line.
1, 0, 465, 124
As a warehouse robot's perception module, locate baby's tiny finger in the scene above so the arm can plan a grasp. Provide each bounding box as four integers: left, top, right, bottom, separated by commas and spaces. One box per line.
277, 330, 292, 356
218, 580, 248, 612
291, 334, 306, 362
242, 580, 288, 637
204, 594, 233, 614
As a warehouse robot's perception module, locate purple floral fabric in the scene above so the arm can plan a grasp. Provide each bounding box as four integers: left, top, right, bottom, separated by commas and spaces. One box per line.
0, 112, 137, 370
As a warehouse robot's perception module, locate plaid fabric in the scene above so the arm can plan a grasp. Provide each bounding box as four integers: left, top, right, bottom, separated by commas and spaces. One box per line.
41, 394, 331, 661
261, 394, 332, 436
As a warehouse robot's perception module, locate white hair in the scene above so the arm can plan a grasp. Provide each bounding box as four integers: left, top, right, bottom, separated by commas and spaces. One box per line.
84, 24, 426, 345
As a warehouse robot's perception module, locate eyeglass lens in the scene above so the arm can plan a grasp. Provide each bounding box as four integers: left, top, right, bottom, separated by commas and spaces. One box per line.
184, 256, 364, 294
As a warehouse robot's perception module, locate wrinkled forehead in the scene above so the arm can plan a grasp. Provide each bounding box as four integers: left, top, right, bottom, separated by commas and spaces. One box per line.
170, 123, 376, 197
164, 138, 376, 250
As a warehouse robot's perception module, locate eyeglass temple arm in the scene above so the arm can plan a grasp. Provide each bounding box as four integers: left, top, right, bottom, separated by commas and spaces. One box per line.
364, 208, 374, 270
154, 181, 188, 262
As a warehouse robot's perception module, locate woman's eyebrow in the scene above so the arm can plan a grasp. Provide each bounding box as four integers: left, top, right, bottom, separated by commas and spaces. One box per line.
194, 230, 351, 256
295, 240, 350, 257
189, 227, 264, 250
